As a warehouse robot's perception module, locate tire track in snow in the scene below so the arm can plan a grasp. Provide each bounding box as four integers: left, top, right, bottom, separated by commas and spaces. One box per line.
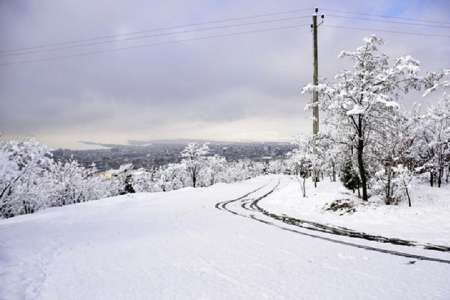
215, 178, 450, 265
250, 197, 450, 252
214, 182, 270, 217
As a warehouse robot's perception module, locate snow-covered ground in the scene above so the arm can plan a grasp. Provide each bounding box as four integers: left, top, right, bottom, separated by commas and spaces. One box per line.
261, 176, 450, 247
1, 175, 450, 300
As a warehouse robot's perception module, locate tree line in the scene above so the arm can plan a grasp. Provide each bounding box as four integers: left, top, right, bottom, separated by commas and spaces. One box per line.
295, 35, 449, 205
0, 140, 285, 218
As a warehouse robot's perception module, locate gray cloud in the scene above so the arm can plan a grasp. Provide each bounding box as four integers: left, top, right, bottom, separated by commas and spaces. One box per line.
1, 0, 449, 148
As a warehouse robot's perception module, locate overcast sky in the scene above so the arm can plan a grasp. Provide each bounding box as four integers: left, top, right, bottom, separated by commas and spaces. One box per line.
1, 0, 449, 149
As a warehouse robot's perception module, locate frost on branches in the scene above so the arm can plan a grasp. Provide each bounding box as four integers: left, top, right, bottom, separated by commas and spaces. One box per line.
0, 138, 113, 218
0, 139, 275, 218
49, 160, 111, 206
413, 70, 450, 187
300, 35, 449, 205
288, 142, 312, 198
303, 35, 428, 201
0, 139, 53, 217
180, 143, 210, 188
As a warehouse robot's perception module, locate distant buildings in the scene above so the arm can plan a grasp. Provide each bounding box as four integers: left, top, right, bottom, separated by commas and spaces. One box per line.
53, 141, 295, 171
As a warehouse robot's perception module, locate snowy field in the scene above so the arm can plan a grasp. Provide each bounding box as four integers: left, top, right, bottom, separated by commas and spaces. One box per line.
261, 176, 450, 247
1, 175, 450, 300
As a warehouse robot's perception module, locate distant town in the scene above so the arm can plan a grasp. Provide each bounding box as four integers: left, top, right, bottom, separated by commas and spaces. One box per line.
52, 140, 296, 171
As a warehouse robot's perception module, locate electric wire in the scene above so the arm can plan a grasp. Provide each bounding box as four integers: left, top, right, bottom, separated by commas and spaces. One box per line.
0, 8, 313, 55
322, 8, 450, 26
327, 14, 450, 28
0, 15, 311, 58
0, 23, 309, 67
2, 7, 450, 67
324, 24, 450, 38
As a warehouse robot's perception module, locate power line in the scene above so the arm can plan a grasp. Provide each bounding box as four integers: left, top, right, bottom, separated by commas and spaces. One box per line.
327, 14, 450, 29
0, 7, 312, 55
323, 8, 450, 26
0, 15, 311, 58
3, 6, 449, 58
324, 24, 450, 38
0, 23, 309, 67
2, 6, 449, 55
4, 23, 449, 67
3, 7, 449, 67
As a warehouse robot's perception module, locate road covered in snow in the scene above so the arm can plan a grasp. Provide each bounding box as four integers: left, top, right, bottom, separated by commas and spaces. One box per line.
1, 175, 450, 300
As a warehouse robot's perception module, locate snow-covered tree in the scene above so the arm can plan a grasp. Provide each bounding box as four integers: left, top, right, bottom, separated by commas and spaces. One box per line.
0, 139, 54, 217
304, 35, 423, 200
109, 163, 136, 195
368, 109, 417, 202
221, 160, 249, 182
318, 136, 341, 182
414, 71, 450, 187
180, 143, 209, 188
200, 155, 227, 186
291, 135, 325, 188
154, 163, 187, 192
340, 158, 361, 196
49, 160, 111, 206
268, 159, 288, 175
288, 148, 312, 198
392, 165, 413, 207
133, 168, 159, 193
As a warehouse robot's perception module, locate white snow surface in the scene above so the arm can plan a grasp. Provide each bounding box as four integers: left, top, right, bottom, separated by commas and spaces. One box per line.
261, 176, 450, 247
1, 175, 450, 300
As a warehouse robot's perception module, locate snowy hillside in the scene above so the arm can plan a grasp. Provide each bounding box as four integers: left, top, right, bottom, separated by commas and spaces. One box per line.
1, 175, 450, 300
261, 177, 450, 246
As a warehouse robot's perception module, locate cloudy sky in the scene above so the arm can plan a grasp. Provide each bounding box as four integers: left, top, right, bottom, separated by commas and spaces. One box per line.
1, 0, 449, 149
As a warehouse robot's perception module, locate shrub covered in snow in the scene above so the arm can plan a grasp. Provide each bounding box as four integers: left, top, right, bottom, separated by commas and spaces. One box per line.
0, 140, 272, 218
0, 138, 114, 218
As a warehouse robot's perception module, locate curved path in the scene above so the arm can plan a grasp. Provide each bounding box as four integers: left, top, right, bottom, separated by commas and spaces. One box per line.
215, 177, 450, 264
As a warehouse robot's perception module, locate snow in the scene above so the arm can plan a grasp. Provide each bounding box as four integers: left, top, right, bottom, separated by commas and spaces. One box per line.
261, 176, 450, 247
1, 175, 450, 300
346, 104, 365, 115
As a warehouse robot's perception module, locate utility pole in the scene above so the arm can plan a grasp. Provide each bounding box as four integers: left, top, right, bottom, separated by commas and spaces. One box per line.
311, 8, 324, 187
311, 8, 324, 136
